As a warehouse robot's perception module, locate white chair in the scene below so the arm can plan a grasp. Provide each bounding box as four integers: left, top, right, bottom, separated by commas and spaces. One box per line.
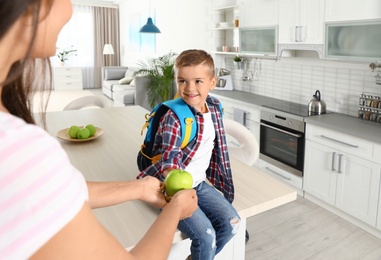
63, 95, 106, 111
224, 118, 259, 166
224, 118, 259, 245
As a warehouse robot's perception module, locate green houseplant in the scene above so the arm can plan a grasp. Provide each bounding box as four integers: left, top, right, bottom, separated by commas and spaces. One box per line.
136, 51, 177, 109
56, 46, 77, 62
233, 55, 244, 70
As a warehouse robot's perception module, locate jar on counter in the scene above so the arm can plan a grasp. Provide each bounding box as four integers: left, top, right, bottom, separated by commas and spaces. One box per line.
366, 95, 373, 107
364, 108, 371, 120
358, 107, 365, 119
359, 93, 366, 106
373, 96, 380, 108
370, 110, 378, 121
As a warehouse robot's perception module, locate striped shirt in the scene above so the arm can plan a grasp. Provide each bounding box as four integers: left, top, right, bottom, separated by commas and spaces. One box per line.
0, 111, 88, 259
137, 95, 235, 203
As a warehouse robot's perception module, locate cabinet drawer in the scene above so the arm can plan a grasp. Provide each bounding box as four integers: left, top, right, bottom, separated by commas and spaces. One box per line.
306, 124, 374, 161
54, 67, 82, 77
54, 74, 82, 82
259, 159, 303, 191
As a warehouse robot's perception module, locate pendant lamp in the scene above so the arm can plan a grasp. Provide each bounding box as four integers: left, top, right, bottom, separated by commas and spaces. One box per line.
139, 0, 161, 33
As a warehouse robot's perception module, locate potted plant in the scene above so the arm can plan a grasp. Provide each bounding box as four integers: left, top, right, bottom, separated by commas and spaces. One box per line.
56, 46, 78, 66
233, 55, 244, 70
136, 51, 177, 109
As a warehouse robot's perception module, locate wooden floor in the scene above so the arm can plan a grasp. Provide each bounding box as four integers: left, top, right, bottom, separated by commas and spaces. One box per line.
245, 196, 381, 260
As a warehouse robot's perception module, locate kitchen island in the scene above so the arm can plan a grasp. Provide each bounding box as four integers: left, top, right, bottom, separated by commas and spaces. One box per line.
41, 105, 297, 259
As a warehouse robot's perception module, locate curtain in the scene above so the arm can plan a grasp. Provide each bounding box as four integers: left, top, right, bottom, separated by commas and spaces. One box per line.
53, 5, 119, 89
94, 7, 120, 90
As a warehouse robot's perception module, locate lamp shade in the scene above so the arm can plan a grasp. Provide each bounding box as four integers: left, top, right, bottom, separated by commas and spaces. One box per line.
139, 17, 161, 33
103, 44, 114, 55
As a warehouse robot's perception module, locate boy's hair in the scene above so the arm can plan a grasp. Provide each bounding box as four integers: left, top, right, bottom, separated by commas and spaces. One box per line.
175, 49, 215, 78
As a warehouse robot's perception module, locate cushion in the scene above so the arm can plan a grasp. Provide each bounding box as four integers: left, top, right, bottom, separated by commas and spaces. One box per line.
125, 69, 136, 78
113, 85, 135, 91
104, 68, 127, 80
129, 78, 136, 86
118, 77, 134, 85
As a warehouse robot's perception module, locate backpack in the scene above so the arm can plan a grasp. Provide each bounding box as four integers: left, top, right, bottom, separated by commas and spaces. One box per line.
137, 98, 197, 171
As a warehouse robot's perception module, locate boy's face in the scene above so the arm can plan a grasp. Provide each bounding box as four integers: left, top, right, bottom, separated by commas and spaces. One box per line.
175, 64, 216, 113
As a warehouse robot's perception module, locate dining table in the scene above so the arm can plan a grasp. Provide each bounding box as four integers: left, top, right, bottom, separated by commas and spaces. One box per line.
40, 105, 297, 260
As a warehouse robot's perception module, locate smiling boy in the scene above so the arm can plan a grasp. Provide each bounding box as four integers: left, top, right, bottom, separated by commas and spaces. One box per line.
137, 49, 240, 259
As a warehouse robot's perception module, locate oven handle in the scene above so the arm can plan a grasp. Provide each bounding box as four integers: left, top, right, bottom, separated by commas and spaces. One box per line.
260, 122, 302, 138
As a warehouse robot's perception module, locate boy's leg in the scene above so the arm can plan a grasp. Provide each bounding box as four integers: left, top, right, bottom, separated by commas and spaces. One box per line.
197, 181, 241, 254
178, 207, 217, 260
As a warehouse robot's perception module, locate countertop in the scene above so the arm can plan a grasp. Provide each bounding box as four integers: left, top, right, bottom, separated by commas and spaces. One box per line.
211, 89, 381, 145
41, 106, 296, 251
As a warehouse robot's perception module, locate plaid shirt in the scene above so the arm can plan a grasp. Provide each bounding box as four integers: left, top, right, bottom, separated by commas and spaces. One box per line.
137, 95, 234, 203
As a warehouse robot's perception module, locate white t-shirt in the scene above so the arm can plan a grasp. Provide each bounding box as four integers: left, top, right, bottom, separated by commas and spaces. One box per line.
184, 106, 215, 187
0, 111, 88, 260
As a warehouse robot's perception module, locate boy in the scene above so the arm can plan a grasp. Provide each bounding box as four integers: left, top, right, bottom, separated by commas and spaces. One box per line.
137, 49, 240, 260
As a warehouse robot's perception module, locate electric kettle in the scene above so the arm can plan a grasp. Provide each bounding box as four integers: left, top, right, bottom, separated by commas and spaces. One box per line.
308, 90, 326, 115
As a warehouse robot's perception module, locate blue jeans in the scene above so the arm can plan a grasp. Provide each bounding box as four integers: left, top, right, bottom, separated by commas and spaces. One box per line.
178, 181, 240, 260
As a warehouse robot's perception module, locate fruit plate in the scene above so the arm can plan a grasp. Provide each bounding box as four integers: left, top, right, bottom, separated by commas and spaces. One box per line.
57, 127, 104, 142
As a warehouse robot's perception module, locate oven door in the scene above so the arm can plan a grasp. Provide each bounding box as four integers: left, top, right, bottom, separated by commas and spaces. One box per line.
260, 120, 305, 177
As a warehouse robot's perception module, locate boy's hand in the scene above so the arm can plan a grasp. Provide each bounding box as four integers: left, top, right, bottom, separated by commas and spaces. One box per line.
138, 176, 167, 208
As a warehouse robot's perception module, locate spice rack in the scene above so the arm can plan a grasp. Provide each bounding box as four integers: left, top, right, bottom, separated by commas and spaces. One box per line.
358, 93, 381, 123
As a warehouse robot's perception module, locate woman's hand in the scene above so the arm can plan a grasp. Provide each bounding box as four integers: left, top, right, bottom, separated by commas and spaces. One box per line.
166, 189, 198, 220
138, 176, 167, 208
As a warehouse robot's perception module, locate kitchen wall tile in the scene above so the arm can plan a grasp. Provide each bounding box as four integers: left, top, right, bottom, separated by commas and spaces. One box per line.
227, 56, 376, 117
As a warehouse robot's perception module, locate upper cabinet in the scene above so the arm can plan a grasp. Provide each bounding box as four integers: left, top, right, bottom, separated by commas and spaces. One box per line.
325, 0, 381, 22
278, 0, 324, 44
239, 0, 278, 27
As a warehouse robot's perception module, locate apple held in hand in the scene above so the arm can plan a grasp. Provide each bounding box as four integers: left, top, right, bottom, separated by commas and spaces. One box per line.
165, 169, 193, 196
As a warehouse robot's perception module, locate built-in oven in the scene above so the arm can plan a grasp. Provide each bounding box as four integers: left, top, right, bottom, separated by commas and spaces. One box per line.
260, 109, 306, 177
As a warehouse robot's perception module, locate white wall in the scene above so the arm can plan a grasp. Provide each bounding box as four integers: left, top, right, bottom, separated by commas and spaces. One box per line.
118, 0, 380, 118
119, 0, 208, 66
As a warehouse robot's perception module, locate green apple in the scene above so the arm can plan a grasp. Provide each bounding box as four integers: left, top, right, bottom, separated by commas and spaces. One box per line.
76, 127, 90, 139
165, 169, 193, 196
85, 124, 96, 137
68, 125, 80, 138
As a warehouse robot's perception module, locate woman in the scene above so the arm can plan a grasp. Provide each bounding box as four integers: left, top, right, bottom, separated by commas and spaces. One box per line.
0, 1, 197, 259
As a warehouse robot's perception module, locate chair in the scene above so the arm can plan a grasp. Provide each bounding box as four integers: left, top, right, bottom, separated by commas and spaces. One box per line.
223, 118, 259, 244
224, 118, 259, 166
63, 95, 107, 111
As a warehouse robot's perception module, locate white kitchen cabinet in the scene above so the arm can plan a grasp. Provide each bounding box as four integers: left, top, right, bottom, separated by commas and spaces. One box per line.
304, 125, 381, 226
325, 0, 381, 22
211, 5, 239, 53
239, 0, 278, 27
278, 0, 324, 44
53, 67, 83, 91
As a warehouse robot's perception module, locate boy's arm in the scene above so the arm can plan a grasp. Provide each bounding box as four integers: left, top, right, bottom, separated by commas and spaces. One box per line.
159, 111, 184, 174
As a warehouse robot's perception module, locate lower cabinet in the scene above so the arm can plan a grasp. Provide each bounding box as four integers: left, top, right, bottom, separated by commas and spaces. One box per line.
304, 140, 381, 226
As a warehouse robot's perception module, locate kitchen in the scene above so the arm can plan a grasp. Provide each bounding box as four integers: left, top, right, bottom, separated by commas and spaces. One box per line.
116, 0, 381, 257
206, 0, 381, 251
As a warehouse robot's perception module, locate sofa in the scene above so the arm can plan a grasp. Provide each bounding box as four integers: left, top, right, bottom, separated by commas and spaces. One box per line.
101, 66, 151, 110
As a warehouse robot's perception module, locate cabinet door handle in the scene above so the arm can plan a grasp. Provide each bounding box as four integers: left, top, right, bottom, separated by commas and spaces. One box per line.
260, 122, 302, 138
320, 135, 359, 148
265, 167, 292, 180
337, 154, 343, 174
331, 152, 336, 171
295, 26, 301, 42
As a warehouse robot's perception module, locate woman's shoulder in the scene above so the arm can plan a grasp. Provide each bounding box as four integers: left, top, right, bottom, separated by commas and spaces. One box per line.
0, 112, 88, 259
